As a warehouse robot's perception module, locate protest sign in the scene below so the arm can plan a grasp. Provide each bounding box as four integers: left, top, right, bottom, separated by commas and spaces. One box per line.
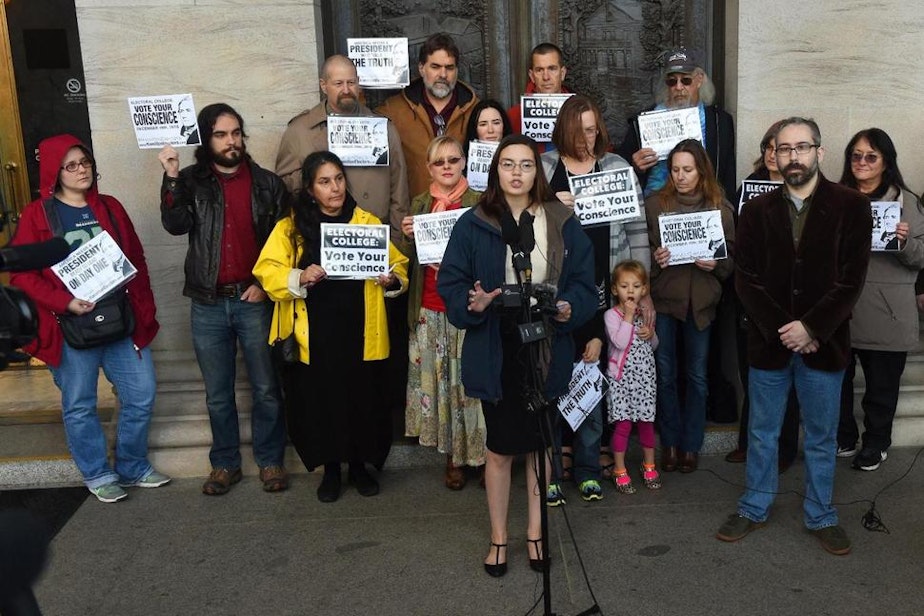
659, 210, 727, 265
467, 140, 499, 191
327, 116, 389, 166
737, 179, 782, 213
347, 38, 410, 88
568, 167, 641, 226
637, 107, 702, 160
52, 231, 137, 302
520, 93, 573, 142
320, 223, 389, 279
127, 94, 200, 149
871, 201, 902, 252
558, 362, 606, 431
412, 209, 466, 265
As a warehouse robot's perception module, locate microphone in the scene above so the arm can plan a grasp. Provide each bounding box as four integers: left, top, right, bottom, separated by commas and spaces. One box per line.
518, 212, 534, 284
500, 209, 532, 283
0, 237, 72, 272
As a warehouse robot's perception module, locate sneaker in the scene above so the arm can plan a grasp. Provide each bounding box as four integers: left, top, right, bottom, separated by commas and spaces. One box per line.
715, 513, 764, 542
836, 444, 858, 458
546, 482, 566, 507
89, 482, 128, 503
120, 470, 171, 489
852, 448, 887, 471
810, 524, 851, 555
613, 470, 636, 494
579, 479, 603, 502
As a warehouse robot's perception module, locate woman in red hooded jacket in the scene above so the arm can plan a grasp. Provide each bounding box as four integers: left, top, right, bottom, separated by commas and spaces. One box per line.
10, 134, 168, 503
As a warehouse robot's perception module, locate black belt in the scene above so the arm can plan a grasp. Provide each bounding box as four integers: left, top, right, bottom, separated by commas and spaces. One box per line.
215, 282, 248, 298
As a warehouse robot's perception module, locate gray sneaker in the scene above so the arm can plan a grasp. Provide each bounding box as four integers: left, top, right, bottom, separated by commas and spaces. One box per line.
120, 470, 172, 488
89, 483, 128, 503
810, 524, 851, 555
716, 513, 764, 542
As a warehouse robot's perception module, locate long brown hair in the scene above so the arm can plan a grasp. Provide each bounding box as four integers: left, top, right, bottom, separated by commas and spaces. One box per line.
551, 94, 609, 160
479, 134, 550, 220
658, 139, 724, 209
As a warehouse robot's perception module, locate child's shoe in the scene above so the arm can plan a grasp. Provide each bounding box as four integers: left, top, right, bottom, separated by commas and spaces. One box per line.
613, 469, 636, 494
641, 464, 662, 490
579, 479, 603, 502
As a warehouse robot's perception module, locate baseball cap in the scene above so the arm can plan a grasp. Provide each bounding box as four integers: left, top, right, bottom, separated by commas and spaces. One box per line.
663, 48, 701, 74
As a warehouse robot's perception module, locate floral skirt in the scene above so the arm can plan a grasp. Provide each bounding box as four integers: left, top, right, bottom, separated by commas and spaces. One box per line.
405, 307, 486, 467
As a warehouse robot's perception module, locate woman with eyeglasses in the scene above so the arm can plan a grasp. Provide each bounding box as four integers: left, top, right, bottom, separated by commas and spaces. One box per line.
10, 134, 167, 503
438, 134, 595, 577
836, 128, 924, 471
401, 136, 485, 490
646, 139, 735, 474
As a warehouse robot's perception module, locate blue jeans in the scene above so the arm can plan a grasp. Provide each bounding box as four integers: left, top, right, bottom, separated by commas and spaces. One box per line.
49, 338, 156, 489
552, 398, 603, 485
738, 355, 843, 529
191, 299, 286, 469
654, 312, 710, 453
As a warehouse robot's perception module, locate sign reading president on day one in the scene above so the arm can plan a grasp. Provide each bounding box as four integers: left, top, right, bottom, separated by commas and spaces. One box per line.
568, 167, 642, 226
51, 231, 137, 302
320, 223, 389, 279
412, 209, 466, 265
327, 116, 389, 167
658, 210, 727, 265
520, 93, 573, 142
467, 140, 500, 192
347, 38, 410, 89
127, 93, 201, 149
637, 107, 703, 160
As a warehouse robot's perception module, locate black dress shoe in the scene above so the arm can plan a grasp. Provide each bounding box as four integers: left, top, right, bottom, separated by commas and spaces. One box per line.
484, 543, 507, 577
662, 446, 679, 472
349, 465, 380, 497
527, 538, 550, 572
317, 472, 341, 503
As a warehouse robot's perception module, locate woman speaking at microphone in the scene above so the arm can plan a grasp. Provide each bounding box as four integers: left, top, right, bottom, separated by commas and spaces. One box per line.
437, 134, 596, 577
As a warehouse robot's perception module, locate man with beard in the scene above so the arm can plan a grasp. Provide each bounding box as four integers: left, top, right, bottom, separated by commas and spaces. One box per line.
377, 32, 479, 198
275, 54, 408, 244
619, 48, 736, 201
158, 103, 289, 496
715, 117, 871, 556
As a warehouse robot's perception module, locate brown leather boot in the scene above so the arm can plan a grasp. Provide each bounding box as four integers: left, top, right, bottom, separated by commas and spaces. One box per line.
662, 446, 679, 472
445, 456, 466, 490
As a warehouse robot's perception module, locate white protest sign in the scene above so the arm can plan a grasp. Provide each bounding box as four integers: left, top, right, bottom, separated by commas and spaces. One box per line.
412, 209, 466, 265
467, 140, 499, 192
637, 107, 703, 160
871, 201, 902, 252
347, 38, 410, 88
327, 116, 389, 167
127, 93, 200, 149
568, 167, 641, 226
557, 362, 605, 431
737, 179, 782, 213
520, 93, 573, 142
320, 223, 389, 279
659, 210, 727, 265
52, 231, 137, 302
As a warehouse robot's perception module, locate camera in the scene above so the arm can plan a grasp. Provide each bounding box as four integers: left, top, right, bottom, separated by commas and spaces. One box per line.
497, 282, 560, 344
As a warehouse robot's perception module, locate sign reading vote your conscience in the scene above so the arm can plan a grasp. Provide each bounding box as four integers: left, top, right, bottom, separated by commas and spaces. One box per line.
737, 179, 782, 213
658, 210, 727, 265
320, 223, 389, 279
871, 201, 902, 252
568, 167, 642, 226
127, 93, 200, 149
412, 209, 466, 265
637, 107, 703, 160
52, 231, 137, 302
347, 38, 410, 89
327, 116, 389, 166
467, 140, 500, 192
558, 361, 606, 431
520, 93, 573, 142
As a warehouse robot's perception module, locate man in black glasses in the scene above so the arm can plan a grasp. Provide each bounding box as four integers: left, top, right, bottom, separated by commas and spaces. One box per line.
618, 47, 736, 202
275, 54, 409, 246
378, 32, 479, 199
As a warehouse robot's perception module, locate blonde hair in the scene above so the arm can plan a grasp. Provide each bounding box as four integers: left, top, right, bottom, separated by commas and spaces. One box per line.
611, 259, 649, 287
426, 135, 464, 163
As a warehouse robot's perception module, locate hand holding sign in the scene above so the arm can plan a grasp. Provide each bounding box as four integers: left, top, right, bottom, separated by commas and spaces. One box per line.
158, 145, 180, 178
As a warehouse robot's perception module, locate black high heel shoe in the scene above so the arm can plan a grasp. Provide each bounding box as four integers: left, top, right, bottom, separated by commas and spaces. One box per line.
527, 538, 550, 572
484, 542, 508, 577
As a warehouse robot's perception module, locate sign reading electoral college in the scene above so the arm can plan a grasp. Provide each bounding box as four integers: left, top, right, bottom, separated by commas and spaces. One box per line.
320, 223, 389, 279
520, 93, 573, 142
568, 167, 641, 226
412, 209, 466, 265
347, 38, 410, 89
871, 201, 902, 252
52, 231, 137, 302
467, 140, 500, 192
737, 179, 782, 213
637, 107, 703, 160
327, 116, 389, 167
128, 93, 201, 149
558, 361, 606, 431
659, 210, 728, 265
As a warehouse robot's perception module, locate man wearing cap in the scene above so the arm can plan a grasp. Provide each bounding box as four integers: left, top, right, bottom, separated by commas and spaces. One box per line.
275, 54, 409, 245
507, 42, 572, 153
619, 48, 736, 200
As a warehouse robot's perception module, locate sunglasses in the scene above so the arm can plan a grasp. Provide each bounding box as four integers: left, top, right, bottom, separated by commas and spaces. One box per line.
665, 76, 694, 87
434, 114, 446, 137
851, 152, 880, 165
430, 156, 462, 167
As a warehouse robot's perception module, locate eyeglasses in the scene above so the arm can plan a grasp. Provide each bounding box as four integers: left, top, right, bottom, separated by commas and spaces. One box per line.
498, 160, 536, 172
774, 143, 818, 158
434, 114, 446, 137
851, 152, 880, 165
665, 76, 694, 87
430, 156, 462, 167
61, 158, 94, 173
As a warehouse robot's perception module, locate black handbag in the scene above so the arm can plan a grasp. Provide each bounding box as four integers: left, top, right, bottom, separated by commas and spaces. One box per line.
271, 238, 299, 364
